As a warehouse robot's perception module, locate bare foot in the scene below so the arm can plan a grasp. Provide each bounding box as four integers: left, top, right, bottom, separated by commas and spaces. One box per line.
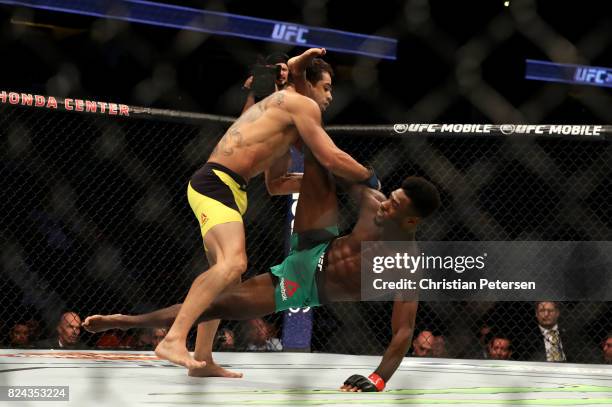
155, 337, 206, 370
82, 314, 124, 333
188, 363, 243, 378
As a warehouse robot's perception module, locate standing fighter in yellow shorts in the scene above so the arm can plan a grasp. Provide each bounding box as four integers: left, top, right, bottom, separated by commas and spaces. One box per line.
84, 150, 440, 391
155, 49, 380, 371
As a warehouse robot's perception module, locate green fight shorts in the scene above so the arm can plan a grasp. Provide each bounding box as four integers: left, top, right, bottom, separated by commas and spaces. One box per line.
271, 226, 339, 312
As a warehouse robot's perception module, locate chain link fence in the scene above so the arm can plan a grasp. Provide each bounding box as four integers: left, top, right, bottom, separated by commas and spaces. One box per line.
1, 102, 610, 363
0, 0, 611, 365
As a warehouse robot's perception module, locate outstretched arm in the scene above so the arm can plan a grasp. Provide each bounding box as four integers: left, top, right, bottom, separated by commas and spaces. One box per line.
289, 97, 374, 184
341, 298, 417, 392
374, 299, 418, 381
288, 48, 326, 96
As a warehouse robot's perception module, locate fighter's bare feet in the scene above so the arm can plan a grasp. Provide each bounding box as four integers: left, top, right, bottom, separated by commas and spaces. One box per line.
155, 336, 206, 370
82, 314, 124, 333
188, 362, 243, 378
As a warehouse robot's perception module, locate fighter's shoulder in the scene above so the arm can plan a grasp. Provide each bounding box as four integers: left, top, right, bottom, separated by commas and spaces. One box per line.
282, 90, 319, 113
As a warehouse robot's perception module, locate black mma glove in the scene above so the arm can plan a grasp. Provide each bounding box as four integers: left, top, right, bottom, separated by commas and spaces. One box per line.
360, 168, 381, 190
343, 373, 385, 392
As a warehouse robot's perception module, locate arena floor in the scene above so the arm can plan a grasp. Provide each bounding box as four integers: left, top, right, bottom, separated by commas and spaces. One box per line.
1, 349, 611, 406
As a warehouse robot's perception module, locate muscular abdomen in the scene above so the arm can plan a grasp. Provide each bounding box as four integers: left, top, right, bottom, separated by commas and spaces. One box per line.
321, 238, 362, 301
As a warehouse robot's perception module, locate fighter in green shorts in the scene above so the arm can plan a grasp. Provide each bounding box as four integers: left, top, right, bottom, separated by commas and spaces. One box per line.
83, 150, 440, 392
270, 226, 338, 311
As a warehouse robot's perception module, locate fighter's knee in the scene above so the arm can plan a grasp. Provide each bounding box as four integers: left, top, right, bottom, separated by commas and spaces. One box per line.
222, 257, 247, 281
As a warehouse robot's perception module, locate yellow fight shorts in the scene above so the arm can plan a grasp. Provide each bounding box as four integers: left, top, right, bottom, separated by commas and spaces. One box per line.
187, 162, 248, 244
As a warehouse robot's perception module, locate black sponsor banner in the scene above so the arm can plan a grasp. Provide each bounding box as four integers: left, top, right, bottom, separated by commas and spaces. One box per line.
361, 241, 612, 301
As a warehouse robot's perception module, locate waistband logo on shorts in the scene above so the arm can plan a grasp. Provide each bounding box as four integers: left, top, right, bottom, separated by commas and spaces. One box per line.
316, 253, 325, 272
280, 278, 299, 301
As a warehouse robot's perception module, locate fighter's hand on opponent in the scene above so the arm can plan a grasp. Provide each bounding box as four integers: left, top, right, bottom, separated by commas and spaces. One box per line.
340, 373, 385, 392
359, 167, 381, 190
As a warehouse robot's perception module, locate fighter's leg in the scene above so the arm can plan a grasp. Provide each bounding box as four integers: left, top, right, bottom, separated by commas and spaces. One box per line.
192, 249, 220, 361
190, 250, 243, 378
82, 268, 222, 333
155, 221, 247, 369
82, 305, 181, 333
293, 149, 339, 233
195, 273, 276, 322
83, 273, 274, 336
85, 273, 275, 331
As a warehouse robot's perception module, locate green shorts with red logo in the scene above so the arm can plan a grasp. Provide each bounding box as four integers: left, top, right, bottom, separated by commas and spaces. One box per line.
270, 226, 339, 312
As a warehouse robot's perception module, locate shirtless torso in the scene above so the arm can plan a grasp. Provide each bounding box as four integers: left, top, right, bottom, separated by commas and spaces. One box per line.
208, 87, 369, 184
321, 188, 416, 302
209, 91, 300, 181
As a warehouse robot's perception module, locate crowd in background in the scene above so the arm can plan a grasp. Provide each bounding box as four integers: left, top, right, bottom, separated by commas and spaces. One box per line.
3, 312, 283, 353
4, 302, 610, 365
2, 51, 609, 366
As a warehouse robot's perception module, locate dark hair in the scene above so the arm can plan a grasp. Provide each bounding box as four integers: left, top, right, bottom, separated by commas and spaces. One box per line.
305, 58, 334, 85
488, 332, 512, 347
535, 301, 559, 311
401, 176, 440, 218
265, 52, 289, 65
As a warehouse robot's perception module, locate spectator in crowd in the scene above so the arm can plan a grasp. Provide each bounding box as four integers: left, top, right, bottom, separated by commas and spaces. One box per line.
487, 334, 513, 360
603, 333, 612, 364
244, 318, 282, 351
265, 52, 290, 90
151, 328, 167, 348
135, 328, 167, 350
34, 311, 86, 349
411, 330, 435, 357
8, 323, 31, 348
25, 319, 42, 343
517, 302, 576, 362
96, 331, 122, 349
458, 322, 493, 359
241, 52, 290, 112
95, 330, 138, 349
213, 328, 236, 351
477, 324, 493, 358
432, 335, 447, 358
136, 329, 153, 349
